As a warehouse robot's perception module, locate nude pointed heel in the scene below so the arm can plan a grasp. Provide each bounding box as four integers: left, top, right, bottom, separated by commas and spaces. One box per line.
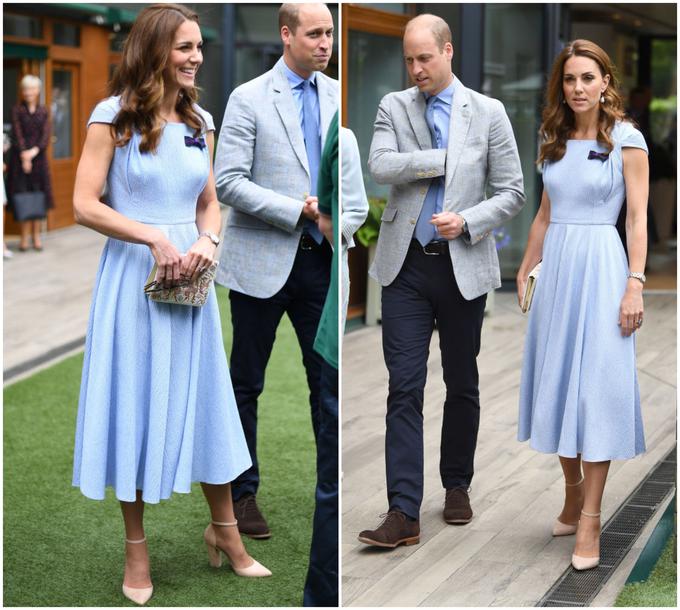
571, 510, 601, 570
204, 520, 272, 577
122, 537, 153, 605
552, 475, 584, 537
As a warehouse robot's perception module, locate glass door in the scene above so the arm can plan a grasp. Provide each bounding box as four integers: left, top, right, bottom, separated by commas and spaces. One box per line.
483, 4, 545, 279
48, 62, 79, 229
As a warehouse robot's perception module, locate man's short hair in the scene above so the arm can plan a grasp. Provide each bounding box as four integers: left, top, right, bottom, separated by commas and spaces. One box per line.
279, 3, 301, 33
405, 14, 452, 52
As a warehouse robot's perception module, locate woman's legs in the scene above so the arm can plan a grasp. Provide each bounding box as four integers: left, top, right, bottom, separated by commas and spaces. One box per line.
574, 460, 610, 558
31, 219, 42, 249
120, 491, 152, 588
201, 482, 253, 570
19, 221, 30, 249
558, 455, 584, 525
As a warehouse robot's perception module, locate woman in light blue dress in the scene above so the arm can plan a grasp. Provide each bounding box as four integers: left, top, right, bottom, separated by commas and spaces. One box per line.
516, 40, 648, 571
71, 5, 270, 604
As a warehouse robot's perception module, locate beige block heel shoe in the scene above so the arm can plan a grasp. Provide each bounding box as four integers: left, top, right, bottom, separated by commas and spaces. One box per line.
571, 510, 601, 570
552, 475, 584, 537
204, 520, 272, 577
122, 537, 153, 605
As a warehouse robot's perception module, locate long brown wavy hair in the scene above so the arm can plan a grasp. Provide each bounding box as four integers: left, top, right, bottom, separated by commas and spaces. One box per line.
538, 39, 626, 165
108, 3, 205, 153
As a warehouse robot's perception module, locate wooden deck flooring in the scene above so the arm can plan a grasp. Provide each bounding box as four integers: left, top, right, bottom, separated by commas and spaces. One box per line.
341, 292, 676, 607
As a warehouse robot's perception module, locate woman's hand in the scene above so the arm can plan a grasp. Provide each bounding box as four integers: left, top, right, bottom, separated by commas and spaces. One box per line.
181, 235, 217, 282
148, 230, 183, 288
21, 158, 32, 174
618, 280, 644, 337
516, 272, 528, 308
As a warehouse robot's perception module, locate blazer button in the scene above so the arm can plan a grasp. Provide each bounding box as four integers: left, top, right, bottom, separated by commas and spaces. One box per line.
420, 188, 427, 195
410, 218, 416, 225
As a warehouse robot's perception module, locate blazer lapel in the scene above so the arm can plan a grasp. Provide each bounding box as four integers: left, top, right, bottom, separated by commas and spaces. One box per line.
445, 82, 472, 188
406, 90, 432, 151
272, 58, 310, 177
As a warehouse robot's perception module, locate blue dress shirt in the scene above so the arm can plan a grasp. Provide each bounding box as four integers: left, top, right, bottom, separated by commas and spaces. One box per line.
414, 77, 455, 245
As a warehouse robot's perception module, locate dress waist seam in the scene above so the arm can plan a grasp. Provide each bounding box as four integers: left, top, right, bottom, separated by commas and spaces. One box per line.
550, 220, 615, 226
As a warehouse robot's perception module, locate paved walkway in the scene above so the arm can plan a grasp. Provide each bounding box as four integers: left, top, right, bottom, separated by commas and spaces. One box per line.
341, 291, 676, 607
4, 226, 106, 382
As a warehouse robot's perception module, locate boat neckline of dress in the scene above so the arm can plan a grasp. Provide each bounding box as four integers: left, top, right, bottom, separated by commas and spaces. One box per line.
567, 138, 598, 142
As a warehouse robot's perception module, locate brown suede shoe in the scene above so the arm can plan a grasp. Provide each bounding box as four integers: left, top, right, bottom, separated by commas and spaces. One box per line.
233, 494, 271, 539
444, 487, 473, 524
358, 511, 420, 548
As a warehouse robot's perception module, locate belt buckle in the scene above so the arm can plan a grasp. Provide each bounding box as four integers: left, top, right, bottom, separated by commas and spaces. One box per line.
423, 241, 441, 255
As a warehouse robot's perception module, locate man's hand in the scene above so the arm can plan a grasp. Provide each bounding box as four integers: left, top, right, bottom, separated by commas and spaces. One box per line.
301, 195, 319, 221
430, 212, 465, 240
317, 212, 333, 245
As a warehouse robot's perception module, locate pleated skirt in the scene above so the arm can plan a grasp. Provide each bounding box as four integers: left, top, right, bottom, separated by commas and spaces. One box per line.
518, 223, 646, 461
72, 222, 251, 503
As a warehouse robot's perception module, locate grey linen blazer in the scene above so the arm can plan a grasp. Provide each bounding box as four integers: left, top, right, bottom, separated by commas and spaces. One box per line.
368, 79, 525, 300
214, 57, 339, 298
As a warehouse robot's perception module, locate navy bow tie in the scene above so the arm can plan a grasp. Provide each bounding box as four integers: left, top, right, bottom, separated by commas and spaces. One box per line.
184, 136, 206, 150
588, 150, 609, 161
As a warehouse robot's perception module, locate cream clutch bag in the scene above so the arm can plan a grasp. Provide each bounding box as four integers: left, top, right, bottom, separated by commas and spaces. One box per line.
521, 262, 541, 313
144, 260, 218, 307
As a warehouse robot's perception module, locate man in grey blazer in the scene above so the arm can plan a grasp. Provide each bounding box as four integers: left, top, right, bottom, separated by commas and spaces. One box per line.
214, 2, 338, 539
358, 14, 525, 548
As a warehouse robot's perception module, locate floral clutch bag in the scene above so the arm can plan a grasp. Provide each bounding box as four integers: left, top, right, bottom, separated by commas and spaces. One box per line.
143, 260, 219, 307
521, 261, 541, 314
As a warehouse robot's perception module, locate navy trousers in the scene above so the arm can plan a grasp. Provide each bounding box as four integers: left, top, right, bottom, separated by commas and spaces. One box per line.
381, 242, 486, 520
228, 239, 332, 500
303, 360, 338, 607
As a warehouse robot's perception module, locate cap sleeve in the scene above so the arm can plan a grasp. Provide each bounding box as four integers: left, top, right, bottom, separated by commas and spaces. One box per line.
87, 96, 121, 127
194, 104, 215, 133
616, 121, 648, 154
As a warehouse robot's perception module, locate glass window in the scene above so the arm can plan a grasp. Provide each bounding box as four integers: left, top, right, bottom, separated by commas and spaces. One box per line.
483, 4, 544, 278
357, 4, 409, 14
53, 22, 80, 47
4, 14, 43, 39
650, 38, 676, 145
3, 66, 20, 127
347, 30, 408, 201
51, 69, 73, 159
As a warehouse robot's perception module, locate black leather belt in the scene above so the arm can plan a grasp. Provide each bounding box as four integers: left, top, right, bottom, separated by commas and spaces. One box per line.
410, 239, 449, 255
300, 233, 321, 250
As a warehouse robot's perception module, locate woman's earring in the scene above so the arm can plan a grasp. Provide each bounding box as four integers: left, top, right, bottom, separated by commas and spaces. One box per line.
600, 93, 605, 103
562, 99, 566, 104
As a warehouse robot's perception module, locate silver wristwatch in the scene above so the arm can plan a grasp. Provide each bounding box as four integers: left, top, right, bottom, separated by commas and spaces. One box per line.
628, 272, 646, 284
199, 231, 220, 246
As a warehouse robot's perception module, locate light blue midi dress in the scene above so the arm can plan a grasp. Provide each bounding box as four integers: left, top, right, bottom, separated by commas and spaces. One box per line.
72, 97, 251, 503
518, 121, 648, 462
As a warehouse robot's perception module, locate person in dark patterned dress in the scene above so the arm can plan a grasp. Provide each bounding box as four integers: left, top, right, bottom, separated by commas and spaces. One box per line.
7, 75, 54, 251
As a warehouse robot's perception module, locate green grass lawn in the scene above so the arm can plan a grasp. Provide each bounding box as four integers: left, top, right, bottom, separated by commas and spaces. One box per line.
4, 285, 317, 607
615, 535, 677, 607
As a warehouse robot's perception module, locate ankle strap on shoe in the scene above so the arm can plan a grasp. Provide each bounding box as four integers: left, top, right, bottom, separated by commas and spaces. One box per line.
581, 510, 601, 518
125, 537, 146, 544
565, 475, 585, 487
212, 520, 238, 527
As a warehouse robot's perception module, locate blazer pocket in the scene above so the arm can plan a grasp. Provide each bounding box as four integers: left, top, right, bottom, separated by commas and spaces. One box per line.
381, 206, 397, 222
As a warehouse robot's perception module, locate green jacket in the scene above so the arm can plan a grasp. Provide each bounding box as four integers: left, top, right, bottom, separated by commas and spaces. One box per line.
313, 111, 339, 369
